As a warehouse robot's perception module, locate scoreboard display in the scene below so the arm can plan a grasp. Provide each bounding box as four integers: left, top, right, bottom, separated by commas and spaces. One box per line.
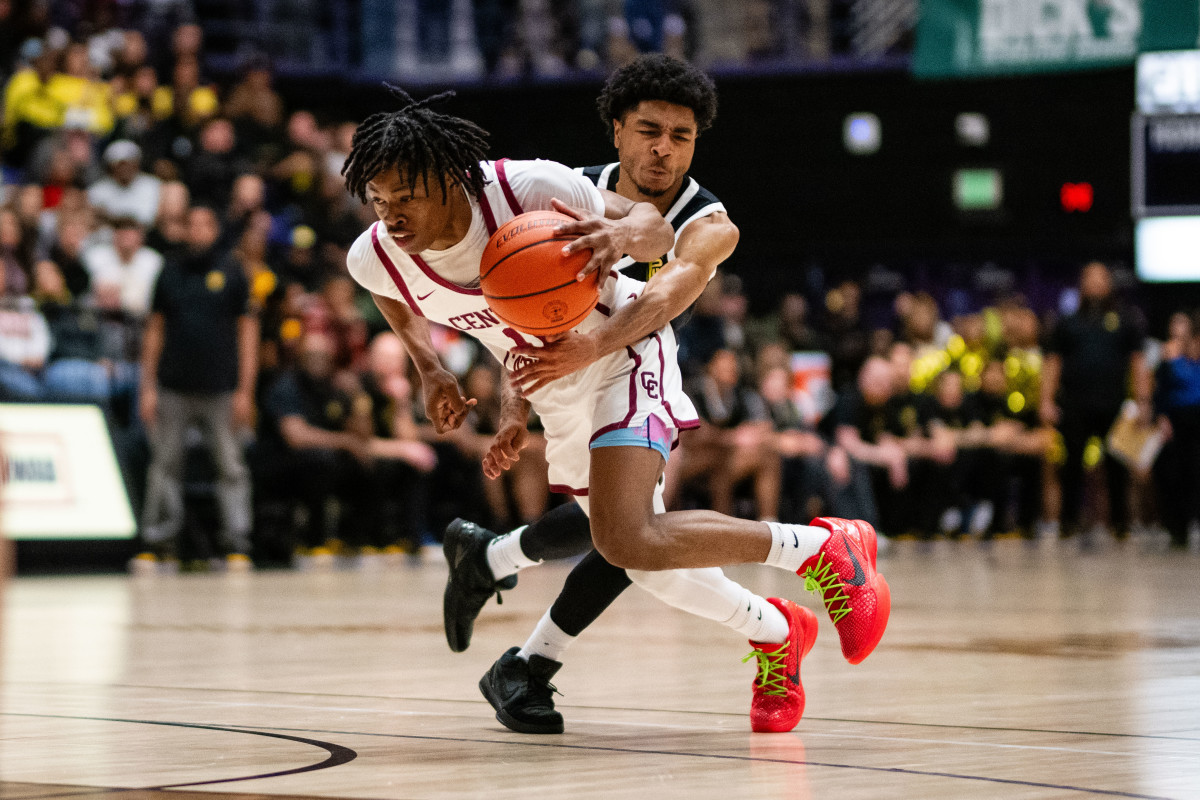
1134, 51, 1200, 280
1133, 115, 1200, 216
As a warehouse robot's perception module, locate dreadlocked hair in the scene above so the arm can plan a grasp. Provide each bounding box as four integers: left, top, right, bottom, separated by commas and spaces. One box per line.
342, 84, 490, 204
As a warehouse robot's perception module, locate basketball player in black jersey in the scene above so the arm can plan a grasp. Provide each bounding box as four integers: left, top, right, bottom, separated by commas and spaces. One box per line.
444, 55, 752, 731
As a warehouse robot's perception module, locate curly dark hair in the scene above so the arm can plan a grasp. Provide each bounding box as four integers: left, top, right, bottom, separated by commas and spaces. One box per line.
596, 54, 718, 136
342, 85, 490, 204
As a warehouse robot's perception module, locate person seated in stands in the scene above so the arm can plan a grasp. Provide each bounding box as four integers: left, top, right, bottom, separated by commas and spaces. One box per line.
146, 180, 191, 256
455, 360, 550, 531
758, 363, 876, 524
45, 211, 94, 299
258, 330, 432, 563
358, 331, 439, 554
920, 369, 992, 538
832, 356, 911, 536
673, 348, 782, 519
82, 216, 163, 316
33, 259, 108, 403
257, 330, 372, 561
973, 358, 1048, 537
87, 140, 162, 228
0, 263, 49, 401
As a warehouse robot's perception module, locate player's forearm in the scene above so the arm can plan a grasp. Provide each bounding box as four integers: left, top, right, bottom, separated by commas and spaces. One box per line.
373, 292, 445, 380
589, 267, 700, 357
499, 368, 532, 428
617, 201, 675, 262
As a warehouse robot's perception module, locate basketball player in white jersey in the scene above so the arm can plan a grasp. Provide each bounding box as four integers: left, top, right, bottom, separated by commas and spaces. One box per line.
342, 83, 890, 735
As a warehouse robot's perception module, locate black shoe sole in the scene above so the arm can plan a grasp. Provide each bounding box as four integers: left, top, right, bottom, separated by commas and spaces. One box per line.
443, 519, 476, 653
443, 580, 471, 653
478, 673, 564, 734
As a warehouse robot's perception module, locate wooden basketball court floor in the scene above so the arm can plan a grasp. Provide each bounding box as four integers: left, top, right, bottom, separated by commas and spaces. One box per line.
2, 539, 1199, 800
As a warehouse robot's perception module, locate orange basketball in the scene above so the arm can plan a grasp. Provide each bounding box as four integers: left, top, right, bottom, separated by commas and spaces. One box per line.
480, 210, 598, 336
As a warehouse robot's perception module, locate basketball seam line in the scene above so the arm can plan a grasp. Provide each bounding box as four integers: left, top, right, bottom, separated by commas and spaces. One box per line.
483, 277, 590, 301
480, 236, 579, 281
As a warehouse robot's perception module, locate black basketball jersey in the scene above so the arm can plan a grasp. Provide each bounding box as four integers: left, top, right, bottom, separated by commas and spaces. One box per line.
576, 163, 726, 283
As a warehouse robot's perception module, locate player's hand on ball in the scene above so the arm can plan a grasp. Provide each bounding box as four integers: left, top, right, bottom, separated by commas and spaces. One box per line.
424, 369, 477, 434
512, 331, 600, 395
550, 198, 620, 285
482, 424, 528, 479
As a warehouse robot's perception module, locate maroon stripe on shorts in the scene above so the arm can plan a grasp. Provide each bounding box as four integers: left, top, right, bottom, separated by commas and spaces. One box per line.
589, 345, 643, 444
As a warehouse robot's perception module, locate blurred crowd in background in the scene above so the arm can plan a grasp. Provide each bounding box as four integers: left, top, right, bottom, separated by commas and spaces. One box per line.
0, 0, 913, 86
1, 9, 1198, 571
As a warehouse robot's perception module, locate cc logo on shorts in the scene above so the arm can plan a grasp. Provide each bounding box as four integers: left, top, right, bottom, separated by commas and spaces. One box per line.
640, 371, 660, 399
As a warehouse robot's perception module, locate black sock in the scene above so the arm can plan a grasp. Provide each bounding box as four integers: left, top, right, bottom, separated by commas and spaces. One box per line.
547, 549, 633, 637
518, 502, 594, 562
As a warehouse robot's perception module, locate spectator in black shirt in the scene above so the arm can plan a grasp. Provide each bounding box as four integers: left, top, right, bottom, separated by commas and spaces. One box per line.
833, 356, 908, 534
759, 364, 875, 523
45, 214, 93, 299
822, 280, 870, 392
359, 332, 438, 552
675, 348, 781, 520
975, 358, 1048, 536
1041, 262, 1150, 539
137, 205, 258, 569
255, 331, 376, 558
920, 369, 991, 537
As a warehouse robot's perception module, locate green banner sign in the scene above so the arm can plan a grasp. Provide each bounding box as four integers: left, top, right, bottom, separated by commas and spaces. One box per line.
914, 0, 1145, 77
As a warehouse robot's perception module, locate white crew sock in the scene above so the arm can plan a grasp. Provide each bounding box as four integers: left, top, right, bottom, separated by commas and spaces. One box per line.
762, 522, 830, 573
627, 568, 790, 644
725, 588, 790, 644
485, 525, 538, 580
517, 609, 576, 663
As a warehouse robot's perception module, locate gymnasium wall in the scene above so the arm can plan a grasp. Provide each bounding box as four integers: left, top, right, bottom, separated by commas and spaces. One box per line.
277, 66, 1179, 315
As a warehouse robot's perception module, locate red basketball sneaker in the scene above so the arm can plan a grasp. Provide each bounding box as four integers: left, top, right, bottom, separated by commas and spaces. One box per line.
744, 598, 819, 733
801, 518, 891, 665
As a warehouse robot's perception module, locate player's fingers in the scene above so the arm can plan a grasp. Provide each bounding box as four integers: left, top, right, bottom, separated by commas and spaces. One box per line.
577, 251, 612, 281
595, 260, 613, 286
550, 197, 584, 220
482, 456, 499, 479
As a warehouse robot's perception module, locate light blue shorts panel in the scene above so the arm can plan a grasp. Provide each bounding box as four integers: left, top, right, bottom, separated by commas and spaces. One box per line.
590, 414, 671, 462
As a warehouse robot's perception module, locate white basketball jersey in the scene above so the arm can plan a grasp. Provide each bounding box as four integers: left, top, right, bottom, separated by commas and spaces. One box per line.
347, 159, 626, 374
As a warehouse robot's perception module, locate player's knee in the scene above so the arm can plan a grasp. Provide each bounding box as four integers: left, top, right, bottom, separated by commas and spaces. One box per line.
590, 515, 668, 571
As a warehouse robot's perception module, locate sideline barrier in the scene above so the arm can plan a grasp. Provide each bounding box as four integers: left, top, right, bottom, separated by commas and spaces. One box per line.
0, 404, 135, 540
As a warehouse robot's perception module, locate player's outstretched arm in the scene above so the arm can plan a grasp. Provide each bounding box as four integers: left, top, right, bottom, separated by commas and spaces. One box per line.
372, 291, 476, 434
511, 212, 738, 396
552, 190, 674, 283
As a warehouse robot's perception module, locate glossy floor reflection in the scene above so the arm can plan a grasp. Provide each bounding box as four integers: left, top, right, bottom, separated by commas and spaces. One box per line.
2, 538, 1199, 799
